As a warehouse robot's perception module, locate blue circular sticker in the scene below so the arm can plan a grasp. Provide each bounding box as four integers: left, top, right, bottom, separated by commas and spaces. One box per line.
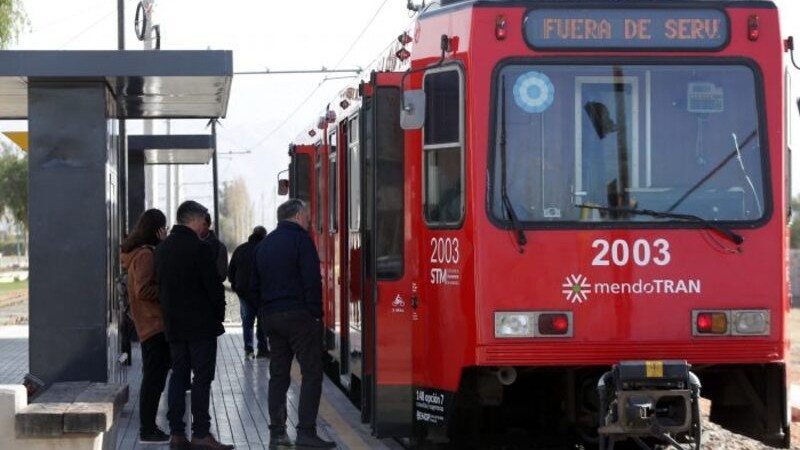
513, 71, 555, 113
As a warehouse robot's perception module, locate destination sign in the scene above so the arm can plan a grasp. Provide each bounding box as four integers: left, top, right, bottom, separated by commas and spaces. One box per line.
525, 9, 728, 50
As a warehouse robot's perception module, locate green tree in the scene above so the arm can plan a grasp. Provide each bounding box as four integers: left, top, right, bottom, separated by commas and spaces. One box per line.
0, 145, 28, 231
0, 0, 27, 49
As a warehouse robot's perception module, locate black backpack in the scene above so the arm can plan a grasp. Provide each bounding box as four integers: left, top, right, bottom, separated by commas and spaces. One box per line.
115, 271, 133, 321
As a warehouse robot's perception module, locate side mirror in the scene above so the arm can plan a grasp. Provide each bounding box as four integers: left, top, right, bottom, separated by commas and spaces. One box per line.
401, 90, 426, 130
278, 179, 289, 196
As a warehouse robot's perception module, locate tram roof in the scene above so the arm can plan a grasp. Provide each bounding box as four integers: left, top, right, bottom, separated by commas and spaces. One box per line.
0, 50, 233, 120
427, 0, 775, 10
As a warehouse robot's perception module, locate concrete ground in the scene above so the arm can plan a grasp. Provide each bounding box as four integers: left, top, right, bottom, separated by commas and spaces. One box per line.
0, 325, 403, 450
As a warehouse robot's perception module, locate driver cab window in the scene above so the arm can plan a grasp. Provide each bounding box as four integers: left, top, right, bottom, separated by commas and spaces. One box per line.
424, 68, 464, 227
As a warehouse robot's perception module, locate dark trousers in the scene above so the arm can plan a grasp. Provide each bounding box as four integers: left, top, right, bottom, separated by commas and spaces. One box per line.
260, 309, 323, 433
167, 338, 217, 438
139, 332, 171, 433
239, 297, 267, 353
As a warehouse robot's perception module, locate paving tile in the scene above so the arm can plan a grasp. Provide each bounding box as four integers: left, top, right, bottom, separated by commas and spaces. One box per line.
0, 326, 402, 450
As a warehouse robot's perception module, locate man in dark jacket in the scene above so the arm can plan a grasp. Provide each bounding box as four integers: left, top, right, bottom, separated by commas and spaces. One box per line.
201, 212, 228, 282
228, 225, 268, 359
155, 200, 233, 450
252, 199, 335, 449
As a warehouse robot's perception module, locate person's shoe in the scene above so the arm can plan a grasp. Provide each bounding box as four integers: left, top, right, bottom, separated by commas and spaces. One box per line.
190, 433, 235, 450
268, 430, 293, 449
169, 434, 191, 450
295, 431, 336, 449
139, 428, 170, 444
244, 349, 254, 359
256, 349, 270, 359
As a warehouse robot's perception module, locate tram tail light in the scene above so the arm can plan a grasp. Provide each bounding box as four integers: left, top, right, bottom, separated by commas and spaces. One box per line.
692, 309, 770, 336
538, 313, 569, 336
397, 32, 413, 45
395, 47, 411, 61
494, 311, 573, 338
748, 15, 759, 41
495, 15, 507, 41
693, 311, 728, 335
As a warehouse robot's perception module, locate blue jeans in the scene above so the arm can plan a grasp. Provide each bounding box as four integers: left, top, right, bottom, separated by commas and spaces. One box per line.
240, 297, 267, 352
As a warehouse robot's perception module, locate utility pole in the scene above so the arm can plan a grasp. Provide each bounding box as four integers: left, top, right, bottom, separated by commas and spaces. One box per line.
117, 0, 127, 231
211, 120, 220, 235
142, 0, 157, 210
117, 0, 125, 50
165, 119, 172, 220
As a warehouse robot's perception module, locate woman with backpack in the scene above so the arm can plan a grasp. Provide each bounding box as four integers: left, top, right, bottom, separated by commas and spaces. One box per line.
121, 209, 171, 444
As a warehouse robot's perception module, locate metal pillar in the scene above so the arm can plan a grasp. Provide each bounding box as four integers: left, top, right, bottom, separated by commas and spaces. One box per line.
28, 80, 120, 384
128, 149, 146, 229
211, 120, 220, 232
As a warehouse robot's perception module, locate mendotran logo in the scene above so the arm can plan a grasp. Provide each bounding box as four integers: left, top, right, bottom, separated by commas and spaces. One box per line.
562, 274, 702, 304
562, 274, 591, 303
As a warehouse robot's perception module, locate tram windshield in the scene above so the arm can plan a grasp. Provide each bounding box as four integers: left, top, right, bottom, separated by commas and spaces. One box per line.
490, 64, 766, 225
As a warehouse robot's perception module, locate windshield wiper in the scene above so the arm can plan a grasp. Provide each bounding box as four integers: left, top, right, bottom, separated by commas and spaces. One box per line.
574, 203, 744, 245
667, 129, 757, 213
499, 75, 526, 252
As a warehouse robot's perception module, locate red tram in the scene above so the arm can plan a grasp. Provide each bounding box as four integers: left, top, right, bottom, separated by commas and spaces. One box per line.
284, 0, 792, 447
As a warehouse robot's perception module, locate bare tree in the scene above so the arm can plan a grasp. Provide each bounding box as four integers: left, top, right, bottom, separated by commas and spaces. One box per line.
219, 177, 252, 247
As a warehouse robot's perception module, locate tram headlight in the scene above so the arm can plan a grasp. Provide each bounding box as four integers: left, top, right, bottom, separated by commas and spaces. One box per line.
732, 310, 770, 335
494, 312, 533, 338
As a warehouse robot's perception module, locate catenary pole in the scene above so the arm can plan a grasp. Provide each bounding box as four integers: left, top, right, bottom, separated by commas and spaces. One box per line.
211, 120, 220, 235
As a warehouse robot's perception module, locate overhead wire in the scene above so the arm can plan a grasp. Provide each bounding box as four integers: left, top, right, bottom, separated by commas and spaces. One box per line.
244, 77, 340, 152
245, 0, 395, 152
22, 0, 110, 36
332, 0, 391, 70
58, 8, 117, 49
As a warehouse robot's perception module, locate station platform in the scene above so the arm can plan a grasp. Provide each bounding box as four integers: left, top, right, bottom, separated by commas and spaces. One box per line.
0, 325, 403, 450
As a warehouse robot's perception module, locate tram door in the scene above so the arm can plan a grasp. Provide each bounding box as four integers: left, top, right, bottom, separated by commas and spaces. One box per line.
361, 72, 414, 437
342, 116, 362, 391
328, 127, 346, 387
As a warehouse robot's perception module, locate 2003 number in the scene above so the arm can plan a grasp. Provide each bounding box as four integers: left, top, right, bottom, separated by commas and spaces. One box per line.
591, 238, 670, 267
430, 237, 460, 264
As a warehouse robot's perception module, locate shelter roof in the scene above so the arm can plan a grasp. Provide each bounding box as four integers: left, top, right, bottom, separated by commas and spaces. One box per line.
0, 50, 233, 119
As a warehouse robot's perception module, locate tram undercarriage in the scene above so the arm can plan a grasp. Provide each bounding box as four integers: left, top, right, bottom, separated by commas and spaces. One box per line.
416, 363, 789, 449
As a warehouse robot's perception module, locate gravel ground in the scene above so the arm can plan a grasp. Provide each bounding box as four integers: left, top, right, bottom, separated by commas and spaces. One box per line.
696, 310, 800, 449
701, 407, 795, 450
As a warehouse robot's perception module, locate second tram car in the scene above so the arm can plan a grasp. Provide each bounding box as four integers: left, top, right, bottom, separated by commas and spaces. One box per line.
285, 0, 792, 447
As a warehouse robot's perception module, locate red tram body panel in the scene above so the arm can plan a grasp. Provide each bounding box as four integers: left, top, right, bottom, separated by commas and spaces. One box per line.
284, 0, 791, 447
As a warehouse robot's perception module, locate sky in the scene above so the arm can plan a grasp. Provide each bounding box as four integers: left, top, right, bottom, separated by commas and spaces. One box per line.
1, 0, 800, 238
1, 0, 415, 234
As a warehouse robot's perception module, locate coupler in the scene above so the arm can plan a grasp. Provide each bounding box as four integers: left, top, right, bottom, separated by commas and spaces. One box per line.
597, 360, 702, 450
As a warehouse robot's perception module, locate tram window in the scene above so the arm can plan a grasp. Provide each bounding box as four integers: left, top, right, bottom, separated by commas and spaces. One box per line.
424, 68, 464, 227
293, 154, 311, 204
375, 88, 404, 279
348, 116, 361, 231
329, 130, 338, 233
315, 152, 322, 234
489, 64, 766, 225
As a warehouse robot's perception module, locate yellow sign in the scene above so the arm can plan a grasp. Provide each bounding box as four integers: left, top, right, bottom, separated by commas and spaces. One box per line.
645, 361, 664, 378
2, 132, 28, 151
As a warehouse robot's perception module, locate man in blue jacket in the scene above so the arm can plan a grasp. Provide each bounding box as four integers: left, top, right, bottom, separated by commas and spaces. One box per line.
252, 199, 335, 449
